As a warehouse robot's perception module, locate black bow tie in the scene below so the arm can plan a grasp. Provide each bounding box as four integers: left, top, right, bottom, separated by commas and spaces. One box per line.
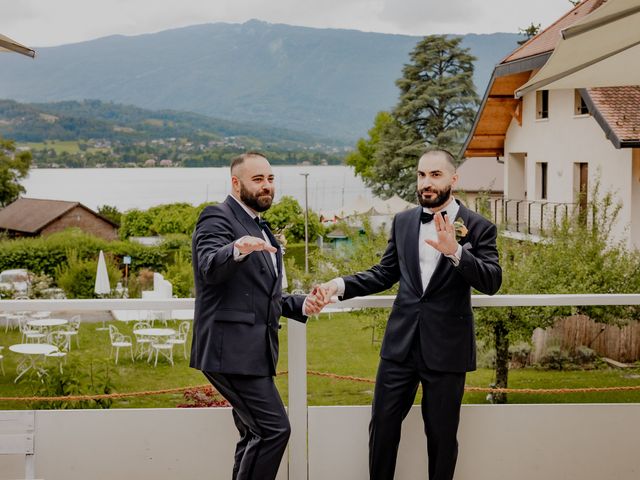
420, 210, 446, 224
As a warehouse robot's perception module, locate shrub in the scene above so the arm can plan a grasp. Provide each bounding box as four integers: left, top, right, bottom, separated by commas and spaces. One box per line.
55, 251, 122, 298
31, 360, 116, 410
163, 252, 194, 297
538, 345, 570, 370
127, 268, 155, 298
509, 342, 532, 368
572, 345, 598, 366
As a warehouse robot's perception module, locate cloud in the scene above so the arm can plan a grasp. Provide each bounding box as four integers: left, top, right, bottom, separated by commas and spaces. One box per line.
379, 0, 482, 34
1, 0, 576, 47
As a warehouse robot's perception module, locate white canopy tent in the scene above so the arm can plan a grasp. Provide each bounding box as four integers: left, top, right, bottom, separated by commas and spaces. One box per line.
371, 194, 415, 215
0, 33, 35, 58
516, 0, 640, 97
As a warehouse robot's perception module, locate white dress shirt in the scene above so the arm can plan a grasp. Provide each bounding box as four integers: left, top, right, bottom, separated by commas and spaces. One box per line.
333, 197, 463, 296
230, 195, 278, 273
229, 195, 312, 315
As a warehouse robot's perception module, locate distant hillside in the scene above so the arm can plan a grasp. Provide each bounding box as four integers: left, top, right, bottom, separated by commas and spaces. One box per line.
0, 21, 521, 141
0, 99, 341, 148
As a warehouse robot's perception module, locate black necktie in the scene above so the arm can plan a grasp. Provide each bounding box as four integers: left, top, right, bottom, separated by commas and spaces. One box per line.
420, 210, 446, 224
254, 217, 280, 253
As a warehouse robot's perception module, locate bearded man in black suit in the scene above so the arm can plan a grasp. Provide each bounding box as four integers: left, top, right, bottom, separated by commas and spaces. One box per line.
191, 152, 323, 480
318, 149, 502, 480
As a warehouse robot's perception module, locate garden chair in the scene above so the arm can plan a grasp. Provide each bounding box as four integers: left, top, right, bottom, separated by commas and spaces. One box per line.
0, 346, 4, 376
18, 317, 46, 344
150, 337, 174, 367
45, 331, 68, 373
167, 321, 190, 359
108, 324, 133, 365
60, 315, 81, 350
133, 321, 153, 360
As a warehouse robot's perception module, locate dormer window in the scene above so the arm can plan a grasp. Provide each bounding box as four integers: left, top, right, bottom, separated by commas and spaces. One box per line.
536, 90, 549, 119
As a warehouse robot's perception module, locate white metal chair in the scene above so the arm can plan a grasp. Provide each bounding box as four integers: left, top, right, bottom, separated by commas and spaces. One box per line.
18, 317, 46, 343
45, 331, 68, 373
60, 315, 81, 350
167, 321, 190, 359
133, 321, 152, 359
150, 338, 174, 367
108, 324, 133, 365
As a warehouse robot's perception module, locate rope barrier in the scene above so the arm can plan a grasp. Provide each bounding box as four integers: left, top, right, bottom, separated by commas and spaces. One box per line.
1, 369, 639, 402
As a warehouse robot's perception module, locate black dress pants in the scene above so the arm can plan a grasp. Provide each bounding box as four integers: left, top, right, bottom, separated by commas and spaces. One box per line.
369, 347, 466, 480
204, 371, 290, 480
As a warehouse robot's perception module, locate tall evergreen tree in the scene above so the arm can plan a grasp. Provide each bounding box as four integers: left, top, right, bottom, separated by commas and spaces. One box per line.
0, 137, 32, 207
349, 35, 479, 201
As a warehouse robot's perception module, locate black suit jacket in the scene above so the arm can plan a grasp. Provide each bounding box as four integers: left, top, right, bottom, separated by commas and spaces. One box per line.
190, 195, 307, 376
342, 201, 501, 372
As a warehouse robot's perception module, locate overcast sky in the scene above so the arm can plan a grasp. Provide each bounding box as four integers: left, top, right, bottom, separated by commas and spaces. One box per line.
2, 0, 575, 47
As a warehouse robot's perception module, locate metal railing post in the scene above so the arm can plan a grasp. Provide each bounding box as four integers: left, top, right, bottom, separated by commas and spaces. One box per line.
288, 319, 308, 480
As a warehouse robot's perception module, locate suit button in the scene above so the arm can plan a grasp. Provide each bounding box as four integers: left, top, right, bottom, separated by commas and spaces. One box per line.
278, 324, 282, 330
261, 267, 266, 273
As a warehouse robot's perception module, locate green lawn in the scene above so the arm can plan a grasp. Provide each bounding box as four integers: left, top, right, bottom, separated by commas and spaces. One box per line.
1, 313, 640, 410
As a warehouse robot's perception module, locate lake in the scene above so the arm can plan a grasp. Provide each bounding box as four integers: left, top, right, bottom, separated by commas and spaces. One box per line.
22, 165, 374, 213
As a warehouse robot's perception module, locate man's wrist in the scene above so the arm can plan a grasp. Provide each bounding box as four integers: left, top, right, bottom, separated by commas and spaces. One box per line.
445, 244, 463, 266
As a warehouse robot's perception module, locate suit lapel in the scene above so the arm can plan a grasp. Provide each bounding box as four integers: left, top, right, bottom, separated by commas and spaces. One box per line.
225, 196, 278, 279
422, 200, 469, 296
405, 207, 425, 296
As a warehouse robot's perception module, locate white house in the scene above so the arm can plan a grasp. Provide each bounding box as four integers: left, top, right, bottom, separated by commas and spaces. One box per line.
462, 0, 640, 248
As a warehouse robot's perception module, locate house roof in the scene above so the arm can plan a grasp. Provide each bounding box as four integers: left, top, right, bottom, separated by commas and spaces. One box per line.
583, 86, 640, 147
462, 0, 639, 157
456, 157, 504, 192
0, 197, 118, 234
502, 0, 604, 63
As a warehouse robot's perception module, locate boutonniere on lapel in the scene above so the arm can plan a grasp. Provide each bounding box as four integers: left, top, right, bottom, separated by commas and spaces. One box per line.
453, 218, 468, 242
274, 232, 287, 252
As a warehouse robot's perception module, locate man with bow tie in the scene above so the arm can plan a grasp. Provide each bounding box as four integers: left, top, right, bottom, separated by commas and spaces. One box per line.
190, 151, 324, 480
318, 149, 502, 480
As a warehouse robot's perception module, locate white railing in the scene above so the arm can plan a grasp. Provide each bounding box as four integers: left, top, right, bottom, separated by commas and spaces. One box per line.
2, 294, 640, 480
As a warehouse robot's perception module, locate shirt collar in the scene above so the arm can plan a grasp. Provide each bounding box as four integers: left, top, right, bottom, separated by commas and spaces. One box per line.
230, 194, 258, 220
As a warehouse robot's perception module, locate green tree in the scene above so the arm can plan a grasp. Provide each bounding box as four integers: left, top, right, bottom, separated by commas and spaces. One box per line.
476, 186, 640, 403
345, 111, 394, 181
97, 205, 122, 226
351, 35, 479, 201
0, 137, 32, 207
517, 22, 541, 45
263, 196, 322, 243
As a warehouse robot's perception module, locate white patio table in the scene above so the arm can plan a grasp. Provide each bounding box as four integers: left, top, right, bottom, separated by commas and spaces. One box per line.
27, 318, 68, 329
9, 343, 57, 382
132, 328, 176, 363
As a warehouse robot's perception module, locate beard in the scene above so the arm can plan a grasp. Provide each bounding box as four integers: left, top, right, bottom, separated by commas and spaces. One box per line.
240, 181, 274, 212
417, 185, 452, 209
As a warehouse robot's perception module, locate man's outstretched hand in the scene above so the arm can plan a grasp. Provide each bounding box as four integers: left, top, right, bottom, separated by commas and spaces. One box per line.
235, 235, 278, 255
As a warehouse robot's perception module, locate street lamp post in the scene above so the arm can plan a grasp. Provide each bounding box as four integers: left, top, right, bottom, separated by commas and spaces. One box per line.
300, 173, 309, 274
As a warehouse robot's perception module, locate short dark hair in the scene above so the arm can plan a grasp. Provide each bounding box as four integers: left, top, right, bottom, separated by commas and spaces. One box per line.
230, 151, 268, 174
421, 148, 457, 171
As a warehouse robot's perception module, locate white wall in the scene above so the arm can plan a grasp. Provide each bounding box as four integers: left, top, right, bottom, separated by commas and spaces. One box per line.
3, 405, 640, 480
504, 89, 634, 247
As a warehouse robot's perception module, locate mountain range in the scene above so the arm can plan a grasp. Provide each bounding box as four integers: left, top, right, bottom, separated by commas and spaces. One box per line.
0, 20, 521, 142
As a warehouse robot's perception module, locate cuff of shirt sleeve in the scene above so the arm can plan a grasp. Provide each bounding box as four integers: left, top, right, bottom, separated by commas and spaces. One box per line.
332, 277, 346, 297
302, 296, 311, 317
445, 244, 463, 266
233, 244, 250, 262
